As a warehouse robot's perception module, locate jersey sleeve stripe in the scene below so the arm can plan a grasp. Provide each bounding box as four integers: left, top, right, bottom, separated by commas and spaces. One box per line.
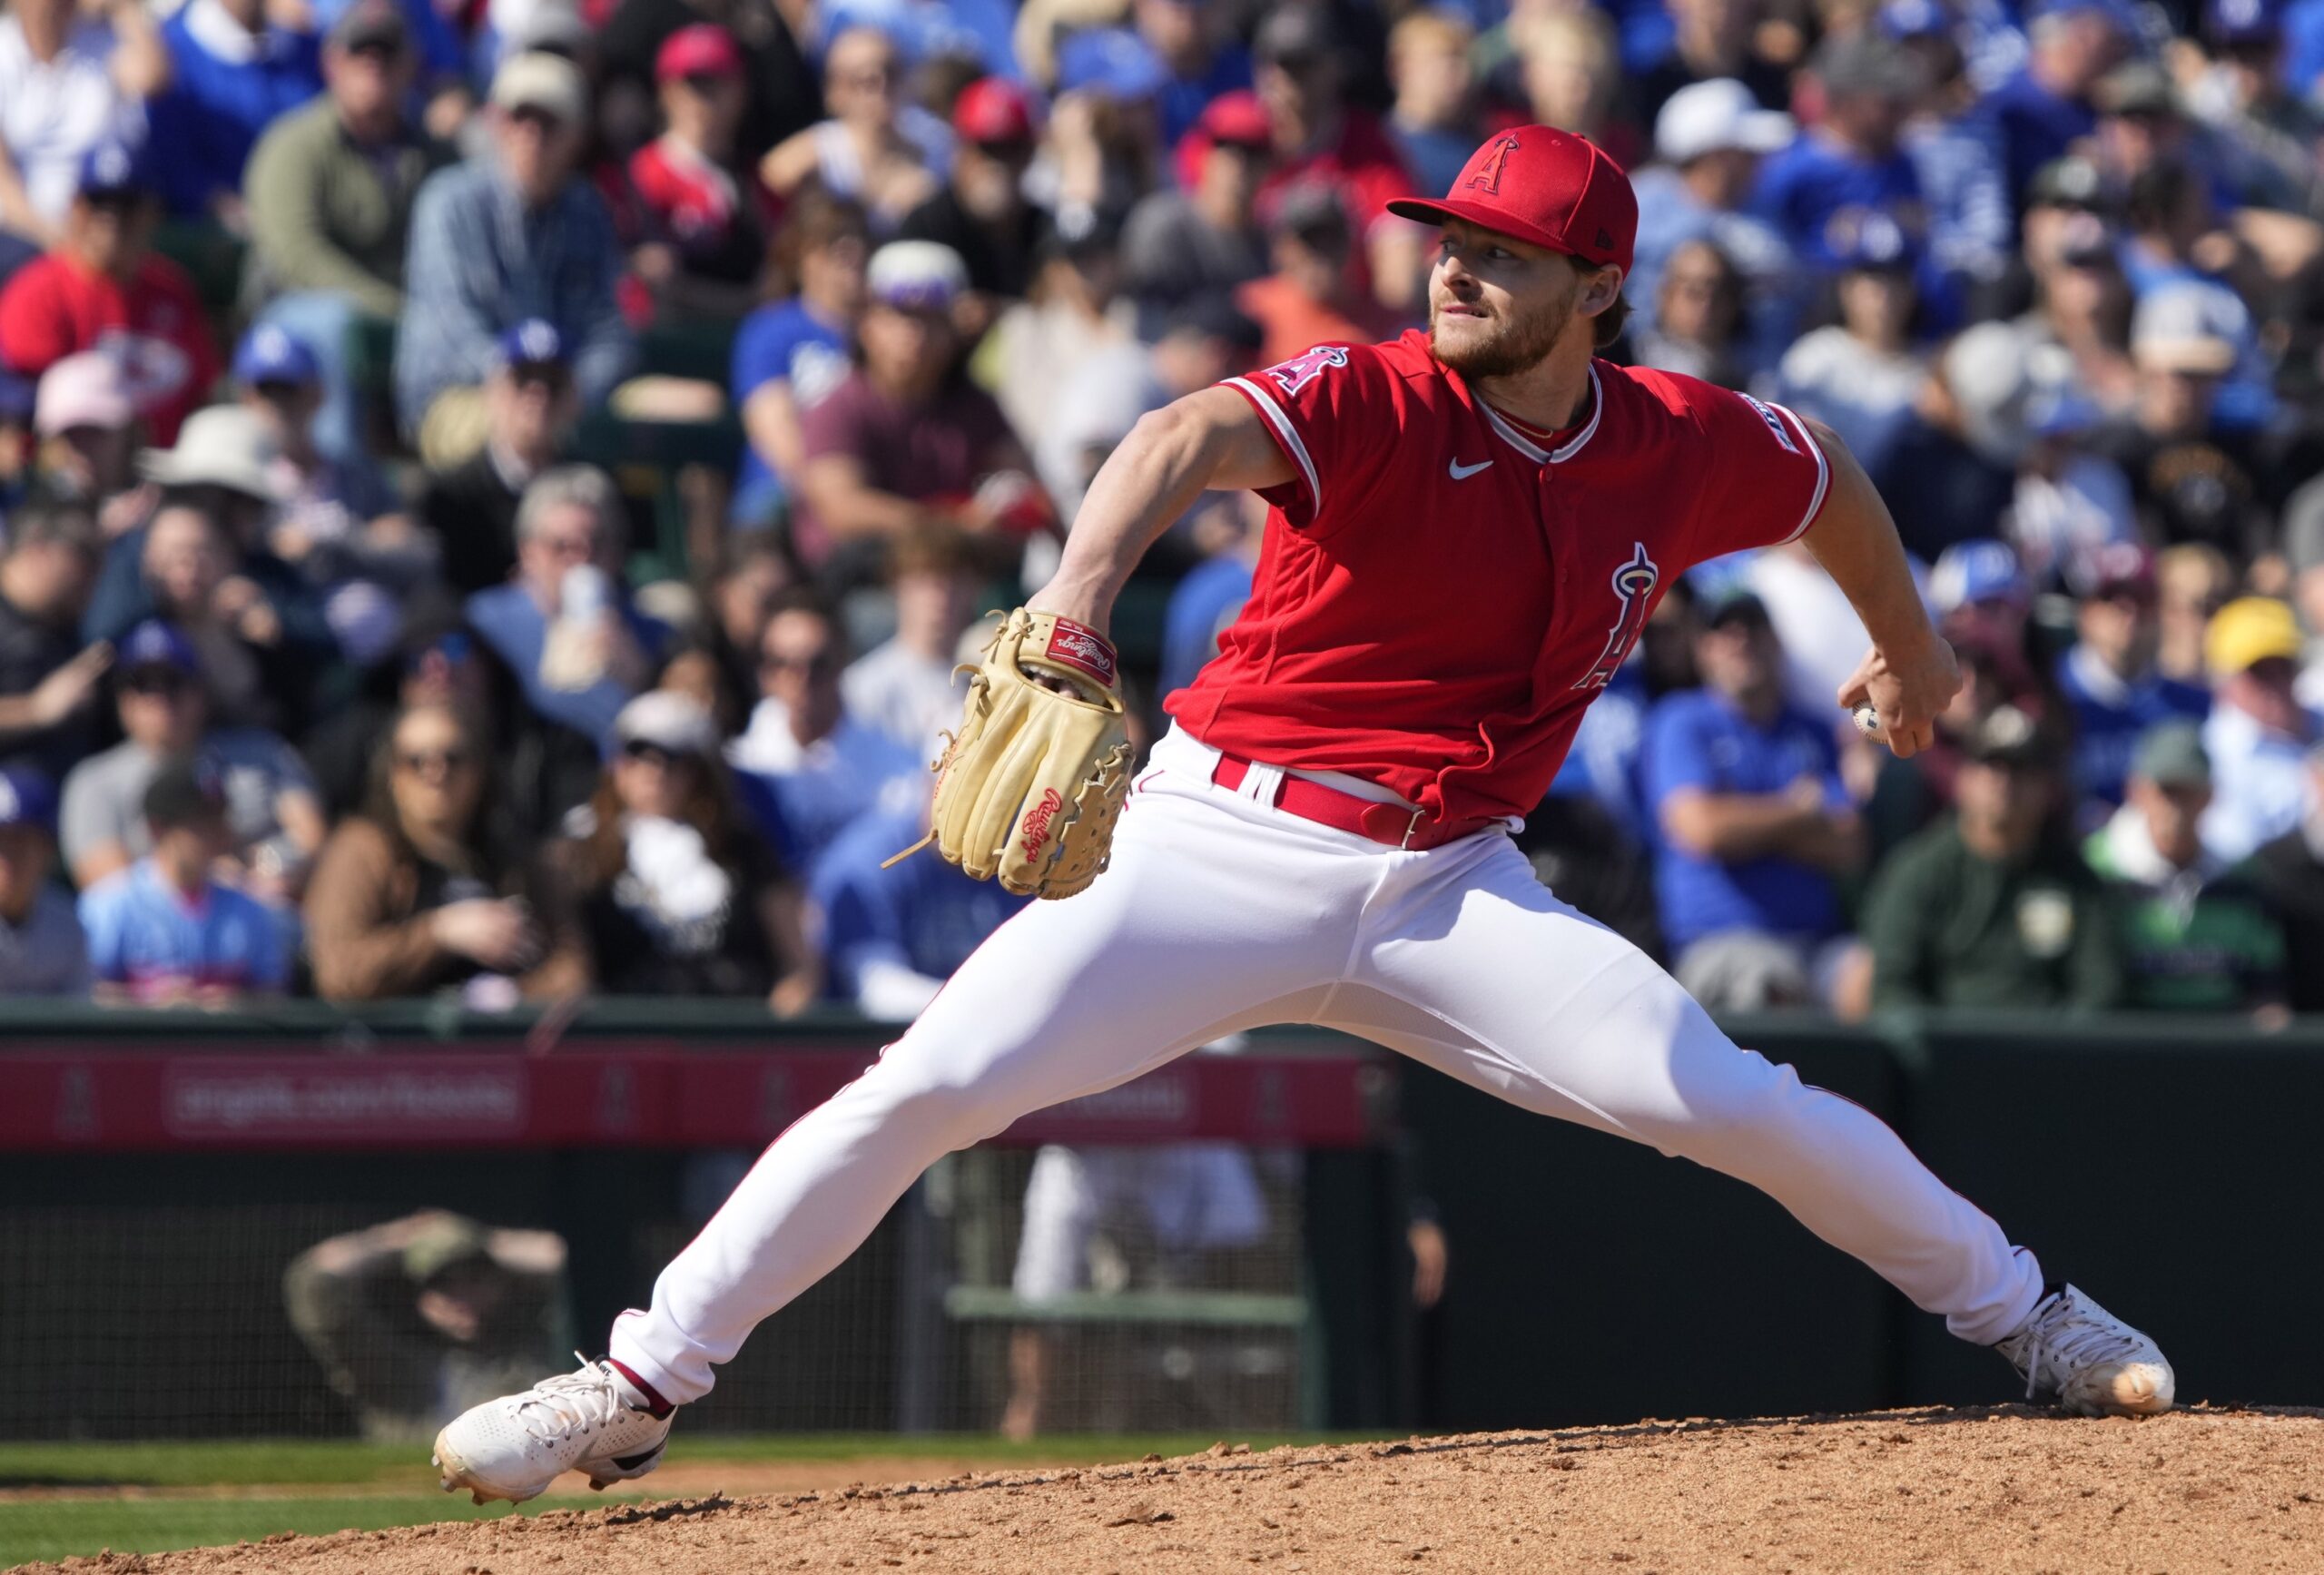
1767, 400, 1830, 545
1222, 376, 1323, 517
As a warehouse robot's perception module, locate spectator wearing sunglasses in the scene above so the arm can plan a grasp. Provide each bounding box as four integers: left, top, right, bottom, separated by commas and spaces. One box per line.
557, 689, 819, 1009
305, 699, 588, 1003
727, 588, 919, 870
304, 615, 602, 845
59, 618, 323, 902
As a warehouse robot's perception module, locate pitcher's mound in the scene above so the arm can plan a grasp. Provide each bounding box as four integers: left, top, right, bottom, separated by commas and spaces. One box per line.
22, 1405, 2324, 1574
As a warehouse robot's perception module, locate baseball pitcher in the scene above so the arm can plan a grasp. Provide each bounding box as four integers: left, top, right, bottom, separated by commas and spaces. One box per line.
431, 127, 2172, 1504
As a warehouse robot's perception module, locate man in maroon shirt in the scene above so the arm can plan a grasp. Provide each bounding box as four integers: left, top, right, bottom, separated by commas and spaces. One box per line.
792, 238, 1047, 586
0, 142, 219, 446
433, 126, 2174, 1507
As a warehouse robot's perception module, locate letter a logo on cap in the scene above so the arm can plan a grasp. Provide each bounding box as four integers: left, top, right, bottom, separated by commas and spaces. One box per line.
1466, 133, 1520, 195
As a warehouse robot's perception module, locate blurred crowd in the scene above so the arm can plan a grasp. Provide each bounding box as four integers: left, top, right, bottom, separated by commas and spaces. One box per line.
3, 0, 2324, 1018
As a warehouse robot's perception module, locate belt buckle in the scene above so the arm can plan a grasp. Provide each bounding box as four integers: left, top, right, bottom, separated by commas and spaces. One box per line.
1400, 806, 1426, 851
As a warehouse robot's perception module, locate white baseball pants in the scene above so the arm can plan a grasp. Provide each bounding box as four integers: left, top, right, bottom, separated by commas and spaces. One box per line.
610, 726, 2044, 1403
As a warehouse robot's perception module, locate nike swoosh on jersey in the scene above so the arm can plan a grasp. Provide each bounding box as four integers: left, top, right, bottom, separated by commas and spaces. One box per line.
1449, 458, 1493, 479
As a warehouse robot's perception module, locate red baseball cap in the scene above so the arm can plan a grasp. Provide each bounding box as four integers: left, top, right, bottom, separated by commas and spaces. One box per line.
1385, 125, 1638, 276
1195, 89, 1271, 148
952, 76, 1036, 145
656, 23, 743, 84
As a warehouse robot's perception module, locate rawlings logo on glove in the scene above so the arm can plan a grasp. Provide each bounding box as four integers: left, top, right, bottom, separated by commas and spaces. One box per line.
883, 608, 1134, 900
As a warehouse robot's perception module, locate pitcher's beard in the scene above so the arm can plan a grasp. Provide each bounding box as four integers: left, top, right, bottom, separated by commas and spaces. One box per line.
1428, 281, 1579, 379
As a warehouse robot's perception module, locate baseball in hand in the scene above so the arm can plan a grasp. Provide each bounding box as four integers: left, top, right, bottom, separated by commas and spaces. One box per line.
1853, 704, 1883, 737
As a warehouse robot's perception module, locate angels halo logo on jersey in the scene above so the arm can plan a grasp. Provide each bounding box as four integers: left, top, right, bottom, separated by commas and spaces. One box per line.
1264, 345, 1350, 397
1573, 543, 1659, 691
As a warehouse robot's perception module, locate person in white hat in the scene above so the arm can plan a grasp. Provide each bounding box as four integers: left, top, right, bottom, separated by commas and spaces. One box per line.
558, 687, 821, 1010
31, 352, 141, 527
789, 239, 1048, 582
81, 405, 339, 706
1628, 78, 1799, 360
395, 49, 635, 470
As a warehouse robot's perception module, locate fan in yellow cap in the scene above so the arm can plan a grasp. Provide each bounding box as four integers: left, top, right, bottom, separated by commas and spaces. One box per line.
2204, 596, 2303, 679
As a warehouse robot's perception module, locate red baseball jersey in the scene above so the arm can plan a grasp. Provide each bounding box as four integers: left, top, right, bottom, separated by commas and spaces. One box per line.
1165, 329, 1831, 827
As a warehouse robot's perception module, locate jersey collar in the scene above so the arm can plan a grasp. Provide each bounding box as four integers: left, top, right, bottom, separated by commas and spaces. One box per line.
1479, 363, 1603, 467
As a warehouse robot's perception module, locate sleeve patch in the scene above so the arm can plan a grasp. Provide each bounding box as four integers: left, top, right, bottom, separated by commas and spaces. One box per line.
1262, 344, 1351, 396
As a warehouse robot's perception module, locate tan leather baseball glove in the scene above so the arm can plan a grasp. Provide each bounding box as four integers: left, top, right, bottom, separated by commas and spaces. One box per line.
889, 607, 1134, 899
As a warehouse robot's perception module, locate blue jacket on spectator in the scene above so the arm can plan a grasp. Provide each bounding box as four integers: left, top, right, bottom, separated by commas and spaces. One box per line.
1750, 133, 1925, 271
809, 800, 1028, 1010
1985, 66, 2098, 200
395, 158, 635, 435
2055, 644, 2211, 811
149, 0, 323, 219
1904, 108, 2013, 295
728, 703, 923, 871
1550, 660, 1651, 841
730, 299, 852, 516
1158, 551, 1255, 701
464, 583, 669, 746
1642, 687, 1846, 951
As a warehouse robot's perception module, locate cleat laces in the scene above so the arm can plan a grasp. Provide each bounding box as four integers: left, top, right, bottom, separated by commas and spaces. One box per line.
512, 1354, 630, 1445
2011, 1297, 2142, 1401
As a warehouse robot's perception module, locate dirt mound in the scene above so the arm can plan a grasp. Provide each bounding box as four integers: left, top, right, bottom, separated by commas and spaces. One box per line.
18, 1405, 2324, 1575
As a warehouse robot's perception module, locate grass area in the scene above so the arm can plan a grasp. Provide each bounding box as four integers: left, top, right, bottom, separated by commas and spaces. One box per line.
0, 1432, 1382, 1568
0, 1492, 608, 1567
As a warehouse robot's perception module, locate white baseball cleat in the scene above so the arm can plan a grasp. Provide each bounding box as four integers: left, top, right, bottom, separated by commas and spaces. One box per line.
1994, 1284, 2175, 1417
431, 1354, 674, 1504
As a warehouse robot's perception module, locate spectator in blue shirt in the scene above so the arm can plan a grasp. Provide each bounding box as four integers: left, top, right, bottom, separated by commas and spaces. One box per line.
78, 755, 289, 1003
1630, 78, 1799, 364
396, 51, 634, 469
0, 766, 89, 996
726, 589, 921, 870
1643, 591, 1864, 1009
1986, 0, 2130, 200
1137, 0, 1255, 148
2055, 542, 2210, 813
1887, 1, 2013, 300
148, 0, 323, 221
465, 465, 668, 744
1752, 34, 1927, 273
810, 792, 1027, 1019
1159, 521, 1256, 701
731, 190, 870, 529
1770, 213, 1932, 479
